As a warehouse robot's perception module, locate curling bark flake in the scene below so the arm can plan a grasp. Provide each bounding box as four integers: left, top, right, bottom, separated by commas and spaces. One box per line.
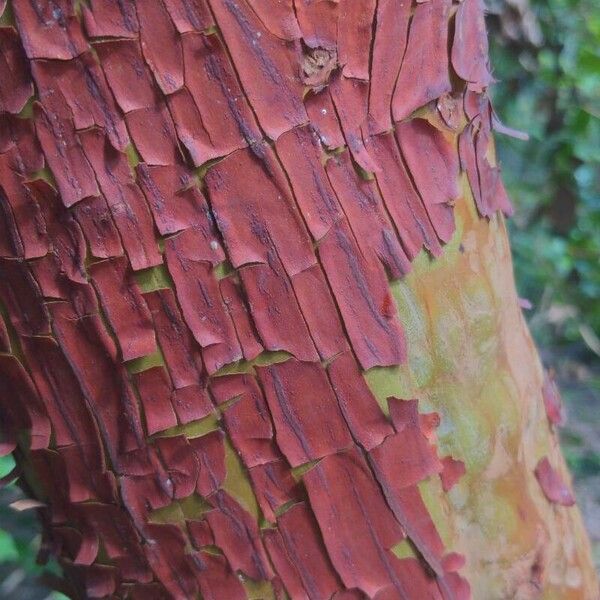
0, 0, 597, 599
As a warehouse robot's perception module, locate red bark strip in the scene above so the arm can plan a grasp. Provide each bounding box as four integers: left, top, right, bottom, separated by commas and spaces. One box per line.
30, 179, 87, 285
318, 221, 406, 369
143, 523, 199, 598
291, 264, 349, 361
144, 288, 205, 389
30, 449, 72, 522
368, 0, 412, 134
256, 360, 353, 468
155, 435, 200, 499
294, 0, 338, 49
89, 256, 157, 362
0, 114, 44, 174
332, 590, 364, 600
171, 384, 214, 425
0, 354, 51, 452
187, 519, 213, 548
33, 100, 99, 208
534, 457, 575, 507
239, 261, 319, 362
0, 312, 10, 353
337, 0, 376, 81
125, 103, 182, 167
458, 121, 483, 209
168, 33, 261, 166
326, 150, 411, 279
164, 233, 242, 373
472, 121, 500, 217
191, 552, 247, 600
136, 163, 223, 256
0, 183, 25, 259
58, 444, 115, 503
264, 502, 343, 599
440, 456, 466, 492
0, 258, 50, 336
205, 146, 315, 277
366, 399, 457, 586
392, 0, 452, 122
275, 125, 343, 241
395, 119, 457, 243
82, 0, 139, 38
51, 525, 99, 566
163, 0, 215, 33
188, 430, 226, 497
219, 277, 264, 361
211, 373, 279, 467
388, 398, 439, 438
79, 128, 162, 270
452, 0, 491, 91
0, 27, 33, 114
249, 0, 301, 41
72, 196, 124, 260
134, 367, 179, 436
370, 132, 443, 259
136, 0, 184, 95
463, 88, 488, 122
0, 150, 48, 258
31, 53, 129, 151
208, 0, 308, 139
13, 0, 88, 60
119, 582, 167, 600
94, 39, 156, 113
79, 503, 151, 580
20, 336, 102, 463
248, 459, 299, 523
64, 562, 118, 599
437, 93, 464, 132
542, 371, 565, 427
206, 489, 273, 580
396, 119, 460, 207
28, 254, 95, 313
369, 427, 443, 491
375, 556, 443, 600
305, 89, 346, 149
303, 447, 406, 597
330, 75, 380, 173
50, 302, 146, 466
459, 117, 513, 218
474, 121, 514, 217
328, 351, 394, 451
119, 472, 173, 529
375, 482, 448, 579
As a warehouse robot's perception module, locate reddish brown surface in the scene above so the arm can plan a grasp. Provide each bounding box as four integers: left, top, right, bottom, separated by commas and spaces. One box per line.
535, 457, 576, 507
89, 256, 157, 361
0, 0, 525, 598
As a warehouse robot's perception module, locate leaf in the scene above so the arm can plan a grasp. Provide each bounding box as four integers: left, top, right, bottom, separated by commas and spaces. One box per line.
0, 528, 19, 563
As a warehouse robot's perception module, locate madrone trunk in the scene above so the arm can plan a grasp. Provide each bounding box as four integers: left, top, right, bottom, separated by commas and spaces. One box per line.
0, 0, 597, 598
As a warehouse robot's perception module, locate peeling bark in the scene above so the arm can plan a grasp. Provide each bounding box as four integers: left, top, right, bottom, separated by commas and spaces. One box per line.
0, 0, 597, 598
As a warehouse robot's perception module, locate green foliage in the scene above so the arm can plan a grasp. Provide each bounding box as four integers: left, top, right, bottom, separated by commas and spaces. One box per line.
0, 529, 19, 564
488, 0, 600, 353
0, 455, 66, 598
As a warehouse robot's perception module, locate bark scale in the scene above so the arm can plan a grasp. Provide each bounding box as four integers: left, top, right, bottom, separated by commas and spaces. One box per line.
0, 0, 597, 598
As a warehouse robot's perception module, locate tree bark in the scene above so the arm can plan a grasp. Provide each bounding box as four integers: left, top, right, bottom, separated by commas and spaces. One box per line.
0, 0, 597, 598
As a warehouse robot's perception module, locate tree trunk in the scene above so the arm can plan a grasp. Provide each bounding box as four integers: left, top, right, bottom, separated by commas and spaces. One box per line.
0, 0, 597, 598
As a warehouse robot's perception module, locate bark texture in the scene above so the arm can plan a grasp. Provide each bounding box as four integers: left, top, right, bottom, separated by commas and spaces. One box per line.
0, 0, 597, 598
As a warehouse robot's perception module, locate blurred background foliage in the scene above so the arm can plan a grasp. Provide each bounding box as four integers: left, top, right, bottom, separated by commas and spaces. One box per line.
1, 1, 599, 596
487, 0, 600, 357
0, 455, 65, 599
